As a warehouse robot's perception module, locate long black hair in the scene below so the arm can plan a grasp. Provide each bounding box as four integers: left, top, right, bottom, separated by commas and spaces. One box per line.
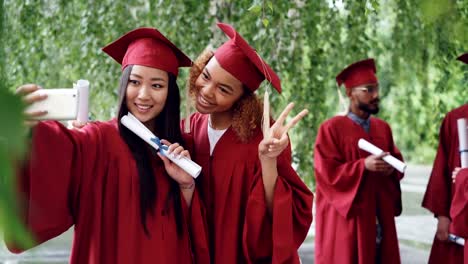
116, 65, 185, 237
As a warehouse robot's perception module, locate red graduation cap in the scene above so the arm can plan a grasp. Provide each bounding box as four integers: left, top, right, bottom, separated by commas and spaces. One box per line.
102, 27, 192, 76
457, 53, 468, 64
214, 22, 281, 93
336, 58, 378, 89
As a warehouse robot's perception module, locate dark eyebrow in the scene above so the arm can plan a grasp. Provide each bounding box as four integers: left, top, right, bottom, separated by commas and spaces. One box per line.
150, 77, 166, 82
130, 73, 166, 82
130, 73, 143, 79
204, 68, 234, 93
219, 83, 234, 93
203, 68, 212, 79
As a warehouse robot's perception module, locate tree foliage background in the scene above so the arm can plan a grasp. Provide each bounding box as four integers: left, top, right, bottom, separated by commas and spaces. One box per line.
0, 1, 467, 239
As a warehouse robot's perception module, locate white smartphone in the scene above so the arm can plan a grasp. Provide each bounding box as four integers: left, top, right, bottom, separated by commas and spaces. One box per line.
25, 89, 79, 120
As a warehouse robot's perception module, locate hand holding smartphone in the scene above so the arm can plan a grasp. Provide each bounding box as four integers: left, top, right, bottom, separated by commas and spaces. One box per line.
23, 80, 89, 121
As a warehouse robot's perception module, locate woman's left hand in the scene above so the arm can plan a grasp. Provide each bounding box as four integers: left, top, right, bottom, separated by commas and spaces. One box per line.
157, 139, 194, 188
452, 167, 462, 183
68, 120, 88, 129
259, 103, 308, 160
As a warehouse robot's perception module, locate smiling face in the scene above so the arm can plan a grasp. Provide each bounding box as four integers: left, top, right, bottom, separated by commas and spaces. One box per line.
125, 65, 169, 127
194, 57, 244, 115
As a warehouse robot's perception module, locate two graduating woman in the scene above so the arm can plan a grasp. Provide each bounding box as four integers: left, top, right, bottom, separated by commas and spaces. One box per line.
8, 23, 314, 264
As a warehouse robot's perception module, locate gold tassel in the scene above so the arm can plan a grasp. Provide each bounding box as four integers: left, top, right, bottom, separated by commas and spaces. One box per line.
336, 85, 349, 116
263, 89, 270, 138
184, 79, 191, 133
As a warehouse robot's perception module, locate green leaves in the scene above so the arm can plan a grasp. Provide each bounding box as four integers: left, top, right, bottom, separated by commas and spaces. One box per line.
267, 1, 273, 12
248, 0, 273, 28
0, 89, 26, 155
419, 0, 454, 24
248, 3, 262, 14
0, 0, 33, 248
0, 147, 34, 249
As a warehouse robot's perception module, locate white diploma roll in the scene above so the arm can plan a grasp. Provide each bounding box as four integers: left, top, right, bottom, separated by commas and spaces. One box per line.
457, 118, 468, 168
121, 114, 160, 150
75, 79, 90, 124
120, 113, 202, 178
358, 138, 407, 173
448, 233, 465, 246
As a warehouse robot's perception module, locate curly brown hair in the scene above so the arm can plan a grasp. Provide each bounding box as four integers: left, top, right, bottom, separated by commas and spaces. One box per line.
188, 48, 263, 142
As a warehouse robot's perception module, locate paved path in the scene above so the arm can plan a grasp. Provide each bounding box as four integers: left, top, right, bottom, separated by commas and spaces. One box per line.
397, 164, 435, 248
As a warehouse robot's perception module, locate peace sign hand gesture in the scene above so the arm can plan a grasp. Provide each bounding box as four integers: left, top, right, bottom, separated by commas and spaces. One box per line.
259, 102, 308, 160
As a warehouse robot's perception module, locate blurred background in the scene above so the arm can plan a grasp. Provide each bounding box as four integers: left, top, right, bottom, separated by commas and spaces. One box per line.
0, 0, 466, 263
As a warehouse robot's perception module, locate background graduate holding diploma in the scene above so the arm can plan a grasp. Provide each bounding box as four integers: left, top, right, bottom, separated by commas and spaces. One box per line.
314, 58, 405, 264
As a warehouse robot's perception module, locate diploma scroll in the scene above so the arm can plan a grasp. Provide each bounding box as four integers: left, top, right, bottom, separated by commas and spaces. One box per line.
121, 113, 202, 178
457, 118, 468, 168
358, 139, 407, 173
448, 233, 465, 246
75, 80, 90, 124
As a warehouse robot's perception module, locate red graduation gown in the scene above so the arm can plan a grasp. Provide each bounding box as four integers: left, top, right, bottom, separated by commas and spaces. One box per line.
422, 104, 468, 263
182, 113, 313, 264
450, 169, 468, 263
314, 116, 404, 264
6, 120, 209, 264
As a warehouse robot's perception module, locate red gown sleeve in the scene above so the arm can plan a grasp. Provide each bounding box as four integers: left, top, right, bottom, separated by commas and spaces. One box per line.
450, 168, 468, 237
242, 143, 314, 264
314, 122, 366, 218
387, 127, 405, 216
390, 143, 404, 180
423, 115, 452, 217
6, 121, 96, 252
179, 120, 210, 263
179, 180, 209, 264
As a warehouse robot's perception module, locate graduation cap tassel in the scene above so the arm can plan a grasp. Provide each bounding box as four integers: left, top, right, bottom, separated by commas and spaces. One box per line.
336, 85, 349, 116
184, 80, 191, 133
257, 49, 272, 139
263, 88, 271, 139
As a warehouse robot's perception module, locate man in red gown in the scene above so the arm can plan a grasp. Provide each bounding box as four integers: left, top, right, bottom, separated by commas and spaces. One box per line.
422, 52, 468, 264
314, 58, 404, 264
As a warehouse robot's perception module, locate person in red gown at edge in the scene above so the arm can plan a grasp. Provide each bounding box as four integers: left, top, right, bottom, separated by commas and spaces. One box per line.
451, 53, 468, 264
4, 27, 210, 264
180, 22, 314, 264
314, 58, 405, 264
451, 168, 468, 264
422, 53, 468, 264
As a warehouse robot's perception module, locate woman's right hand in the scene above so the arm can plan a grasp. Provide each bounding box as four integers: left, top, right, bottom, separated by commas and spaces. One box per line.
158, 139, 194, 188
16, 84, 48, 127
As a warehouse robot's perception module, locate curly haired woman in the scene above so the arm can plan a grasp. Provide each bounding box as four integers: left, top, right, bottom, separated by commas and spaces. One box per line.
182, 22, 313, 264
